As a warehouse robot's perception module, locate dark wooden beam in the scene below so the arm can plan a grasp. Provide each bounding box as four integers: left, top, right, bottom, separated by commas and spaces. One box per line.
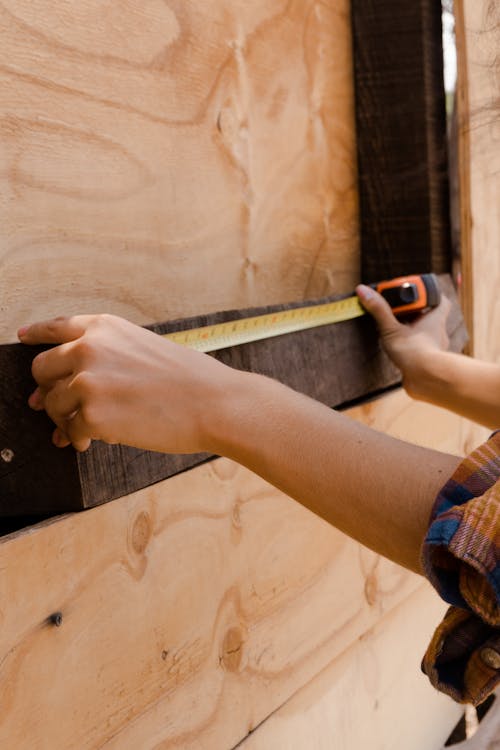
351, 0, 451, 282
0, 276, 465, 516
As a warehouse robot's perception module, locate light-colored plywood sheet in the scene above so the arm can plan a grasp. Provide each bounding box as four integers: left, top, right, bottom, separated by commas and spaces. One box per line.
0, 391, 481, 750
455, 0, 500, 362
238, 583, 462, 750
0, 455, 420, 750
0, 0, 358, 343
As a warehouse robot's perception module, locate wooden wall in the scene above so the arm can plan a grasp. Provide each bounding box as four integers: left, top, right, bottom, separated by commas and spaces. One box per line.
0, 1, 494, 748
0, 394, 474, 749
0, 0, 358, 343
455, 0, 500, 362
239, 585, 457, 750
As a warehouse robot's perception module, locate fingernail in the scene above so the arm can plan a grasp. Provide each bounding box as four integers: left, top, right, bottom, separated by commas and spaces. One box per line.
356, 284, 374, 301
28, 390, 42, 409
18, 325, 30, 338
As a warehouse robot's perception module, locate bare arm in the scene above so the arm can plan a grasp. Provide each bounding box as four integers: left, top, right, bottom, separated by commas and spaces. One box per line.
209, 371, 460, 572
357, 285, 500, 429
19, 314, 460, 573
405, 352, 500, 429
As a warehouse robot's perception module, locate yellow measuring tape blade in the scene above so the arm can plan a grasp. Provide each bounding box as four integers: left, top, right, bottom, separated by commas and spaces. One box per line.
163, 295, 366, 353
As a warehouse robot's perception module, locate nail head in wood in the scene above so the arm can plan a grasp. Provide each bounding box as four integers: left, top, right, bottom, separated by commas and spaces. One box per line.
49, 612, 63, 627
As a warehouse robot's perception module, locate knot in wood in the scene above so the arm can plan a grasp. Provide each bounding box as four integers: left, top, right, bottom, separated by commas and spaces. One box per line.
49, 612, 63, 627
220, 626, 245, 672
364, 571, 379, 606
211, 460, 238, 481
131, 511, 152, 555
232, 503, 241, 529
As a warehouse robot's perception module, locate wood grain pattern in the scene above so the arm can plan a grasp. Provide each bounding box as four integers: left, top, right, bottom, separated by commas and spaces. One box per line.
0, 390, 481, 750
0, 456, 421, 750
455, 0, 500, 363
0, 0, 358, 344
238, 584, 462, 750
351, 0, 451, 283
0, 2, 488, 748
0, 275, 467, 516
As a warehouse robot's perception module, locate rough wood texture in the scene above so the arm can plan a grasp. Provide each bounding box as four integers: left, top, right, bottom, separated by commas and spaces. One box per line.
455, 0, 500, 362
0, 0, 358, 345
0, 391, 480, 750
239, 585, 462, 750
352, 0, 452, 283
0, 275, 466, 516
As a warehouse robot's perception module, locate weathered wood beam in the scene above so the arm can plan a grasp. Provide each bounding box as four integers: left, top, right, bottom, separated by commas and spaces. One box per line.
0, 276, 465, 516
352, 0, 451, 282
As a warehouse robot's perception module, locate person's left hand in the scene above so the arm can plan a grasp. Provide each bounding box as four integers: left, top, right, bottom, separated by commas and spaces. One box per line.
18, 313, 234, 454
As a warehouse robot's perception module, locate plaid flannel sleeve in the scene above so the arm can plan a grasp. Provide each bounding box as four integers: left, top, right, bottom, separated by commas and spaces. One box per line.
421, 431, 500, 705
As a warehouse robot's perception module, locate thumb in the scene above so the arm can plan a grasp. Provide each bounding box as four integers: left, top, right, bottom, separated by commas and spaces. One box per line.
356, 284, 402, 336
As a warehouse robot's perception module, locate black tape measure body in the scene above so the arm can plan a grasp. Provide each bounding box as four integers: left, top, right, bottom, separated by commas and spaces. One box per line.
372, 273, 440, 317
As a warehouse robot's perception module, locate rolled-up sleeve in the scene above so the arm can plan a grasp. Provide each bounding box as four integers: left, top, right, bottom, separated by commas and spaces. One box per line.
421, 431, 500, 705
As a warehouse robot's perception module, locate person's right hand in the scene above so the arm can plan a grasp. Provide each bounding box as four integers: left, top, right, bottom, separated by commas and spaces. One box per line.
356, 284, 451, 399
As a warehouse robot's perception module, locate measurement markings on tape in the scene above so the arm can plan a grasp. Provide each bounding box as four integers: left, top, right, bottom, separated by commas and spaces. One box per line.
161, 274, 440, 353
163, 296, 365, 353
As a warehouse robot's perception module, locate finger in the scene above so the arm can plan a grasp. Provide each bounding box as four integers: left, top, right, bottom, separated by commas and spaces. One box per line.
32, 377, 89, 451
31, 343, 76, 386
18, 315, 95, 345
43, 377, 81, 426
58, 410, 93, 452
28, 387, 46, 411
52, 427, 72, 449
53, 425, 90, 452
356, 285, 402, 335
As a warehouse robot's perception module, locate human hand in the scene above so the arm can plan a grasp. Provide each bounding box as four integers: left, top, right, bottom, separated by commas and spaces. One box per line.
355, 284, 451, 399
18, 314, 233, 453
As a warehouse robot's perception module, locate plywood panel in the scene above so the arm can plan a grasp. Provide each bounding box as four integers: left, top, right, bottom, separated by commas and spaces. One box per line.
238, 584, 462, 750
0, 391, 482, 750
0, 0, 358, 343
455, 0, 500, 361
0, 454, 420, 750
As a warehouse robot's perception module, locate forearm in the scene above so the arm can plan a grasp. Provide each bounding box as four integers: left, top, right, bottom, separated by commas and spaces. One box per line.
207, 371, 461, 573
408, 351, 500, 429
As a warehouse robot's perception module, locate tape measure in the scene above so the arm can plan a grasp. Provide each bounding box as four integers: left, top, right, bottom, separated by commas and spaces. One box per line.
163, 273, 440, 354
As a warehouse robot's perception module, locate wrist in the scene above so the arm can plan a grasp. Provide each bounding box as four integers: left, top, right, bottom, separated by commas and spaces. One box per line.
402, 349, 453, 403
199, 366, 258, 456
202, 369, 282, 462
400, 349, 435, 400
